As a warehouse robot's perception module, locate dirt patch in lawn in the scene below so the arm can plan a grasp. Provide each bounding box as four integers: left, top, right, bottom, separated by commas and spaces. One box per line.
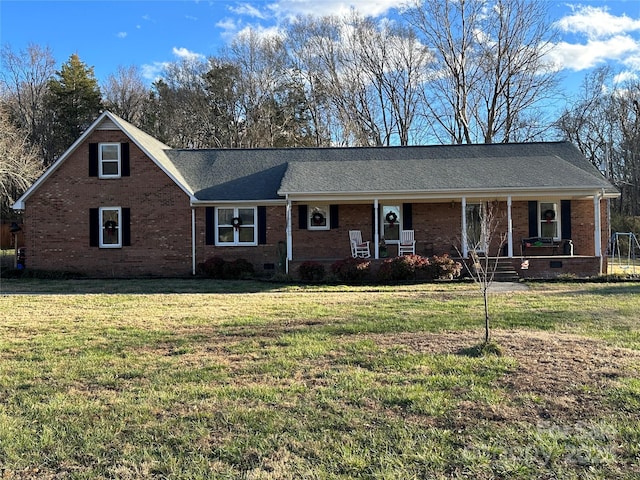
373, 329, 640, 424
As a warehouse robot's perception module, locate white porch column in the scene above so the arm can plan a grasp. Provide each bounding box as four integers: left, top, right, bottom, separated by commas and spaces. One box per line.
594, 192, 602, 257
461, 197, 467, 257
191, 207, 196, 275
507, 196, 513, 258
286, 196, 292, 273
374, 199, 379, 259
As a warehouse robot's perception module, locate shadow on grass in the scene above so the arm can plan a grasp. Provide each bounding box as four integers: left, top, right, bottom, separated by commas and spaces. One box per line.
457, 340, 503, 357
0, 275, 290, 295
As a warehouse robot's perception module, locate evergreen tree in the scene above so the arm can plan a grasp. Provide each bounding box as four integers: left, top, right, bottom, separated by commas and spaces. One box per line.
45, 54, 102, 163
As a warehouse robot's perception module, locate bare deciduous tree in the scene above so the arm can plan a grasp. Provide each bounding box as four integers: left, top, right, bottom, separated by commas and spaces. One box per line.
287, 12, 431, 146
228, 29, 313, 148
458, 201, 507, 344
149, 58, 213, 148
102, 65, 148, 125
0, 43, 56, 160
406, 0, 559, 144
0, 105, 43, 216
556, 68, 640, 216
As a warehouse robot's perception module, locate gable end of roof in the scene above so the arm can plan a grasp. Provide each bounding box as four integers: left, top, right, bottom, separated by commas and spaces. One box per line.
13, 111, 194, 209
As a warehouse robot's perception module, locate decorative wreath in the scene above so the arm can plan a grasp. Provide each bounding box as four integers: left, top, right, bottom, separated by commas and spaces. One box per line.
104, 220, 117, 233
232, 217, 242, 230
543, 209, 556, 223
311, 211, 325, 225
385, 211, 398, 226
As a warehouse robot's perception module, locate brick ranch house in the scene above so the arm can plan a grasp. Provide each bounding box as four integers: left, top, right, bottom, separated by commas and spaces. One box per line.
12, 111, 619, 279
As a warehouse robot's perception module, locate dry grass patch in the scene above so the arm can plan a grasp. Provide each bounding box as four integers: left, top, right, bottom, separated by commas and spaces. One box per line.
1, 281, 639, 478
374, 329, 640, 423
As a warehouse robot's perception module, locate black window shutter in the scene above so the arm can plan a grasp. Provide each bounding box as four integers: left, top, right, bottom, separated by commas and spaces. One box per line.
258, 206, 267, 244
122, 208, 131, 246
121, 143, 130, 177
561, 200, 571, 239
205, 207, 215, 245
403, 203, 413, 230
330, 205, 339, 229
89, 208, 99, 246
528, 201, 538, 237
298, 205, 308, 229
89, 143, 98, 177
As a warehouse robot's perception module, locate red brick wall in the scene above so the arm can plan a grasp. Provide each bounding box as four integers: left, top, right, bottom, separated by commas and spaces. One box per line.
507, 199, 604, 257
293, 204, 372, 260
23, 129, 193, 277
195, 205, 287, 274
515, 257, 602, 279
22, 134, 611, 279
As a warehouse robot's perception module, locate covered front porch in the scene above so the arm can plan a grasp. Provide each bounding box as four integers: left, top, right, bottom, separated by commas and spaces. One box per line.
284, 192, 612, 279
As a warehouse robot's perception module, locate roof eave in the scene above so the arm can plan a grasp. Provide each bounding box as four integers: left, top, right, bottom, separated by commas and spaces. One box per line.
190, 198, 286, 206
279, 185, 620, 201
12, 111, 196, 210
12, 111, 113, 210
105, 112, 194, 198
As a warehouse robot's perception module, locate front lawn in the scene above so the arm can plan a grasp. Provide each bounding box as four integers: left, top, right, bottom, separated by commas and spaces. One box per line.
0, 280, 639, 478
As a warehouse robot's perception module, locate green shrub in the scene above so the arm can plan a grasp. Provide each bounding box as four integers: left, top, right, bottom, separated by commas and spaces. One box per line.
0, 268, 84, 279
198, 256, 226, 278
268, 272, 293, 283
426, 254, 463, 280
298, 261, 325, 282
331, 257, 371, 283
377, 254, 430, 281
223, 258, 255, 279
199, 257, 254, 279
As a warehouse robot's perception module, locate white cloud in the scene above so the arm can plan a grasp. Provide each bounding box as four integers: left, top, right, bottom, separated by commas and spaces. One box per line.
266, 0, 405, 19
141, 48, 206, 82
556, 5, 640, 40
235, 24, 283, 41
216, 0, 406, 47
172, 47, 206, 62
551, 5, 640, 73
116, 32, 127, 39
216, 17, 241, 40
230, 3, 267, 19
614, 70, 638, 84
141, 62, 168, 82
550, 35, 640, 71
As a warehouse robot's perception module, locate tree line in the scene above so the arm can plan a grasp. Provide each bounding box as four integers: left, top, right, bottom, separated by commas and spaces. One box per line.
1, 0, 639, 219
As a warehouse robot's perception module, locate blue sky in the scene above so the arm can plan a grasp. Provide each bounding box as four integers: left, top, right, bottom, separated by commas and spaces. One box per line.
2, 0, 640, 98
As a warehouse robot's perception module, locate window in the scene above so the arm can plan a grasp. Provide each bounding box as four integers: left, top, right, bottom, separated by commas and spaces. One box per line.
216, 207, 257, 245
381, 205, 401, 242
466, 203, 487, 252
100, 207, 122, 248
99, 143, 121, 178
308, 204, 329, 230
539, 202, 560, 239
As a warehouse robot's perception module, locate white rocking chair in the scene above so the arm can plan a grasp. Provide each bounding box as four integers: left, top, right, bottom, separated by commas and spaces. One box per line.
349, 230, 371, 258
398, 230, 416, 255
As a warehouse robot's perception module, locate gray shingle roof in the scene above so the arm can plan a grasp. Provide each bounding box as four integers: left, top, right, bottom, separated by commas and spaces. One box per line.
15, 111, 616, 212
164, 142, 617, 201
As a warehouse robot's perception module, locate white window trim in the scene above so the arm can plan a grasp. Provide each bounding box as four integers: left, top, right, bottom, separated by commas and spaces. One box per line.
381, 205, 401, 244
308, 204, 330, 231
538, 201, 561, 240
215, 206, 258, 246
99, 143, 121, 179
99, 206, 122, 248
